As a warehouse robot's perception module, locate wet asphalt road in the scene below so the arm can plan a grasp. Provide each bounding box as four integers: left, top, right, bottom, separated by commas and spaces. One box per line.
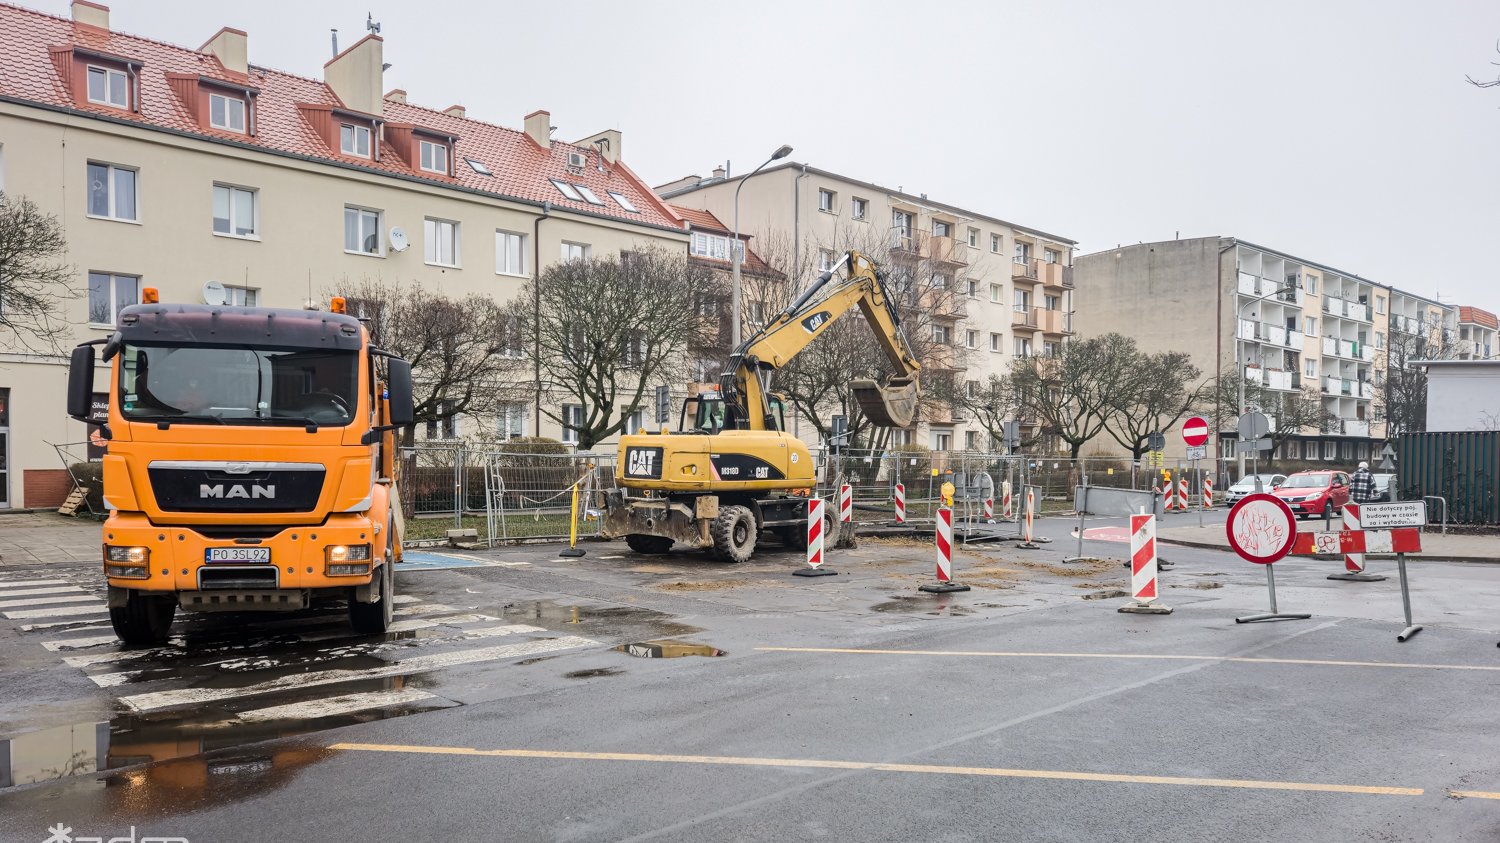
2, 512, 1499, 842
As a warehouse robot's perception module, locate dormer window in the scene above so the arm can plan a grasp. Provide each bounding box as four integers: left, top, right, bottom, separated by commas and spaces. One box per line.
340, 123, 372, 158
209, 92, 246, 133
86, 65, 128, 109
419, 139, 449, 175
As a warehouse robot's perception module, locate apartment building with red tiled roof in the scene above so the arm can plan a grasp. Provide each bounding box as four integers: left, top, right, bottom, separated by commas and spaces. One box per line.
1457, 306, 1497, 360
0, 1, 693, 505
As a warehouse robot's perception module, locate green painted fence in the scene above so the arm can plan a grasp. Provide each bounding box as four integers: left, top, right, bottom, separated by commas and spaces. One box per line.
1396, 432, 1499, 525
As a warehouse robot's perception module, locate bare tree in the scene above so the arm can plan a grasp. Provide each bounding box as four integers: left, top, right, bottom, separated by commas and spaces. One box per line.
0, 191, 75, 354
946, 372, 1045, 452
1209, 374, 1337, 456
513, 248, 719, 450
1104, 349, 1208, 458
1467, 40, 1500, 89
1011, 334, 1136, 459
1378, 328, 1453, 438
339, 278, 516, 446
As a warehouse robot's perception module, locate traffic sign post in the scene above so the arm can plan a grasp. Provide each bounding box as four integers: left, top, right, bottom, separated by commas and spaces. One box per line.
1226, 494, 1310, 623
1181, 416, 1210, 448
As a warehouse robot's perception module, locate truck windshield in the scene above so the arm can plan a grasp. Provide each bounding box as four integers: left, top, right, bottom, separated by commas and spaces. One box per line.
118, 343, 359, 427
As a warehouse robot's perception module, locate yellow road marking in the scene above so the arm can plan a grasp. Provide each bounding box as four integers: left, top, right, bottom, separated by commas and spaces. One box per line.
754, 647, 1500, 672
329, 742, 1422, 797
1451, 790, 1500, 800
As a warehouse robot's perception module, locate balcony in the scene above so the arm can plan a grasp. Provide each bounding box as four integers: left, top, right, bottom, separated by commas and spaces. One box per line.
1038, 307, 1071, 335
1012, 305, 1040, 331
1275, 286, 1302, 306
889, 229, 926, 259
1038, 260, 1067, 289
1237, 273, 1263, 297
1265, 369, 1294, 391
1343, 419, 1370, 437
1322, 375, 1339, 394
1012, 257, 1039, 284
1062, 266, 1073, 287
929, 236, 969, 267
1359, 381, 1375, 399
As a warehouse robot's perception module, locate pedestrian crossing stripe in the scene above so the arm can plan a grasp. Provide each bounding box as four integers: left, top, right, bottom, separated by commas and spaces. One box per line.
3, 603, 108, 620
237, 688, 444, 722
0, 594, 100, 609
0, 586, 87, 598
0, 578, 70, 589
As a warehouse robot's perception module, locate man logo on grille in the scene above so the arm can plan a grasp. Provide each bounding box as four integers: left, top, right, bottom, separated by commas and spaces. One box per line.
200, 484, 276, 499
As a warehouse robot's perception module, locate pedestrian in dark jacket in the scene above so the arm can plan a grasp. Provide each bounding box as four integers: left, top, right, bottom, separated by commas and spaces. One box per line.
1350, 461, 1376, 504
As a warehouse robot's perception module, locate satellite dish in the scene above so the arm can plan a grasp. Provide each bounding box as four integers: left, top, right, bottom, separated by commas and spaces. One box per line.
202, 280, 227, 306
389, 227, 410, 252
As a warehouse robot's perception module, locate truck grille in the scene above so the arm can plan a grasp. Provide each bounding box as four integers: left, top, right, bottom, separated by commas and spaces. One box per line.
148, 465, 325, 513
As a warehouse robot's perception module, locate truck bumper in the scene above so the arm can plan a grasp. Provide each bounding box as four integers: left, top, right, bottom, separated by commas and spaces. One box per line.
101, 511, 382, 598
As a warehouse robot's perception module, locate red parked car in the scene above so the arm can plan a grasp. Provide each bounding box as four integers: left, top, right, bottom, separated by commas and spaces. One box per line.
1272, 470, 1351, 519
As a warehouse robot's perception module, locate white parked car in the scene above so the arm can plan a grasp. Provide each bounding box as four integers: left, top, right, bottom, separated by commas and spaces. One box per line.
1226, 473, 1287, 504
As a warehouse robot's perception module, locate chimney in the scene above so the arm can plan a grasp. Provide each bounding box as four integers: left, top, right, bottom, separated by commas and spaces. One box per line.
524, 109, 551, 149
384, 89, 407, 104
575, 129, 622, 165
71, 0, 109, 30
711, 165, 726, 180
200, 27, 248, 77
442, 104, 465, 118
323, 34, 384, 116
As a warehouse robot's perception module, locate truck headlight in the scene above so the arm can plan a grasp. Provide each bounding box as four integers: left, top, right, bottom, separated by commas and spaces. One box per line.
104, 545, 150, 579
326, 544, 373, 576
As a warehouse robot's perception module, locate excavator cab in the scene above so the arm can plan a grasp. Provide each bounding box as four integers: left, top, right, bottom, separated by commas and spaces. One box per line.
682, 392, 787, 434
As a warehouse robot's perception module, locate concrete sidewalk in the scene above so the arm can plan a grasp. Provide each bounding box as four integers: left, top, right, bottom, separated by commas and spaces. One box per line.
1158, 521, 1500, 563
0, 511, 105, 567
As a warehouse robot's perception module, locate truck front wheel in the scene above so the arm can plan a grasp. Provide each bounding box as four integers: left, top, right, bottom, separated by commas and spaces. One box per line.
710, 505, 756, 563
110, 591, 176, 647
350, 551, 394, 634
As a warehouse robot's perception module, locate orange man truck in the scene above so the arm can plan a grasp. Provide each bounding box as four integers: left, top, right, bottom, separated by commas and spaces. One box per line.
66, 291, 415, 645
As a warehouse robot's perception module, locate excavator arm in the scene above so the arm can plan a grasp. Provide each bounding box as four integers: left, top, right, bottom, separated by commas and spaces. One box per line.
720, 251, 921, 431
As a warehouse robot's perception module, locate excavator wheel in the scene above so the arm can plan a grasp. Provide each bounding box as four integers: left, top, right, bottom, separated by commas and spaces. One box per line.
625, 534, 674, 555
710, 505, 756, 563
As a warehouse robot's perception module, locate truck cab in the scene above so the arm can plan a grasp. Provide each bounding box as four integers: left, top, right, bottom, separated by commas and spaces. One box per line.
67, 293, 414, 645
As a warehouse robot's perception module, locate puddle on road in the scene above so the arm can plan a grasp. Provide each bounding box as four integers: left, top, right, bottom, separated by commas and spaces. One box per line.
613, 640, 726, 658
497, 600, 700, 639
1081, 589, 1131, 600
870, 595, 975, 617
564, 667, 624, 678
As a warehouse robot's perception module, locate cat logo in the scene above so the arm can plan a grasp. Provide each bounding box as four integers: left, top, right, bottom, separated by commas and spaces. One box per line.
625, 447, 664, 479
800, 310, 833, 333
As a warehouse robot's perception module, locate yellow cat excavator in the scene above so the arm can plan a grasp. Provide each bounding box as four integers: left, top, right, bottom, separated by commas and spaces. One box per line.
602, 250, 920, 561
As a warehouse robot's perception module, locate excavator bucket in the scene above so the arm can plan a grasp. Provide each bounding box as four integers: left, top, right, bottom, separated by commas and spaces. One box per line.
851, 376, 919, 429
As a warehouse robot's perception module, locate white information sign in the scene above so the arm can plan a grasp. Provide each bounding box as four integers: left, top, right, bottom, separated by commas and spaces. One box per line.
1357, 501, 1427, 529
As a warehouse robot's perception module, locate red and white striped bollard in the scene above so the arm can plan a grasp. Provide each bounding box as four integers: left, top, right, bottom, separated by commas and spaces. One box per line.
1119, 512, 1171, 613
1019, 487, 1040, 549
1177, 477, 1189, 511
894, 483, 906, 524
919, 506, 969, 593
1327, 500, 1386, 582
793, 498, 837, 578
839, 484, 852, 523
1001, 480, 1013, 520
1203, 476, 1214, 508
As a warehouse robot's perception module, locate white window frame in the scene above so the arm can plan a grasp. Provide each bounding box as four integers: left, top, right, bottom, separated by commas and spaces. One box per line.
574, 184, 605, 206
965, 329, 979, 349
608, 191, 639, 213
990, 283, 1002, 303
1305, 358, 1316, 378
495, 229, 528, 277
990, 332, 1002, 352
932, 219, 952, 238
418, 139, 449, 175
86, 65, 128, 109
212, 183, 259, 239
932, 324, 951, 345
498, 402, 527, 440
225, 284, 258, 307
561, 404, 585, 444
344, 205, 383, 256
426, 399, 460, 441
340, 123, 372, 158
1305, 276, 1318, 295
1015, 337, 1032, 357
818, 250, 836, 272
209, 92, 246, 133
966, 278, 978, 298
967, 227, 979, 248
87, 271, 139, 328
818, 189, 836, 213
622, 407, 645, 435
850, 197, 868, 220
562, 241, 591, 262
1044, 248, 1061, 264
931, 430, 953, 451
990, 233, 1002, 253
1305, 316, 1317, 335
424, 217, 461, 267
86, 161, 138, 223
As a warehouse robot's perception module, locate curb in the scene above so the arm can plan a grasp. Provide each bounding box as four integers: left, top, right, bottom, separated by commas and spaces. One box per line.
1157, 536, 1500, 565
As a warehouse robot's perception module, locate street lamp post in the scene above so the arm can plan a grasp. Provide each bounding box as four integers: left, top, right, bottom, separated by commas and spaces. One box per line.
1236, 282, 1297, 485
731, 144, 793, 349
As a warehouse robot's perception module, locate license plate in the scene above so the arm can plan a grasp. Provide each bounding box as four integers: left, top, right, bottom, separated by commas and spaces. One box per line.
205, 547, 271, 563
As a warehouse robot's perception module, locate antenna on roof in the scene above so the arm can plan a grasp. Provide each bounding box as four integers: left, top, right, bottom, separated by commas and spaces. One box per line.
366, 13, 382, 35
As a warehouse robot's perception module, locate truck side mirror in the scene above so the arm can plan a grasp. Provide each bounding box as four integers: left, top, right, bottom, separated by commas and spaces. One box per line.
67, 345, 95, 420
385, 357, 415, 427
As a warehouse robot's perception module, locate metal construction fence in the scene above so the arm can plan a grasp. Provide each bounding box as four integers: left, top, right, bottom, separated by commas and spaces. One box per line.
396, 445, 1237, 546
1397, 431, 1499, 525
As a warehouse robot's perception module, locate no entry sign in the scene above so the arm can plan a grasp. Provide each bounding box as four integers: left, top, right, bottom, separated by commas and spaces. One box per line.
1225, 494, 1297, 564
1182, 416, 1210, 448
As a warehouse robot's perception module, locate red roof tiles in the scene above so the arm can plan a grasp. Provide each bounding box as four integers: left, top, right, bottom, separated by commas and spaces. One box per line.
0, 2, 682, 232
669, 204, 780, 278
1459, 306, 1498, 330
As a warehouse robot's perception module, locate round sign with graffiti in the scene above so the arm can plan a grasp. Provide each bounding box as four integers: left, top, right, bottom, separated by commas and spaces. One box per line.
1225, 493, 1297, 565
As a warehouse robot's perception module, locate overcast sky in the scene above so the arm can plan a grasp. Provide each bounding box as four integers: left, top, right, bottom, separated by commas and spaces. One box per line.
39, 0, 1500, 307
